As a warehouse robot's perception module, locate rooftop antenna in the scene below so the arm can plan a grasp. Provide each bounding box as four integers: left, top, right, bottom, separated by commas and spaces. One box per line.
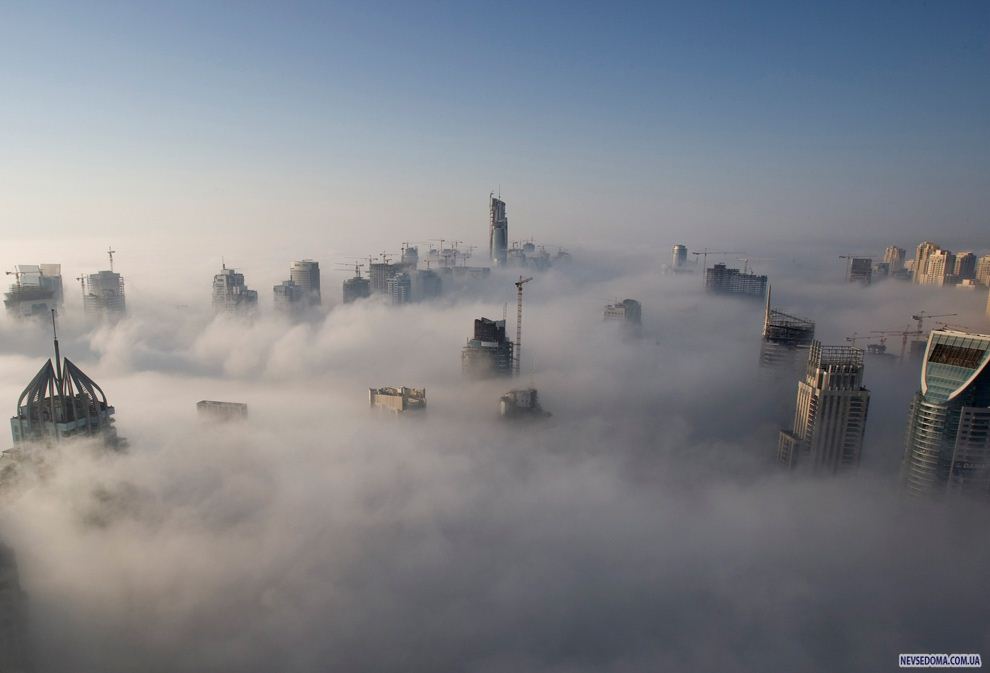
107, 246, 116, 272
51, 308, 63, 384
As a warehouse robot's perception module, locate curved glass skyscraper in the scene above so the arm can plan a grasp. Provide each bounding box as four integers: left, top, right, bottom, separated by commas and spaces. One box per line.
902, 330, 990, 498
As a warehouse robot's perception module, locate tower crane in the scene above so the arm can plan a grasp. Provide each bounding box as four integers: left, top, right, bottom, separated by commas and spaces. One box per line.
514, 276, 533, 376
5, 269, 23, 289
870, 327, 924, 361
107, 246, 117, 272
691, 249, 742, 276
911, 311, 957, 334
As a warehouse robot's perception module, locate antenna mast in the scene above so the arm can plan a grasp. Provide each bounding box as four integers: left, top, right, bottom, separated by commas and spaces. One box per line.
51, 308, 63, 384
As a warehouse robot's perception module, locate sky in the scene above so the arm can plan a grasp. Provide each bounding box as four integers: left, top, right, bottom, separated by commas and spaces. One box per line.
1, 1, 988, 255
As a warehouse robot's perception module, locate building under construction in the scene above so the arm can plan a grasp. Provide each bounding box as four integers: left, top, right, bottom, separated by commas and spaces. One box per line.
9, 316, 122, 449
705, 263, 767, 298
760, 287, 815, 370
197, 400, 248, 421
369, 386, 426, 413
462, 318, 514, 378
3, 263, 63, 319
342, 264, 371, 303
499, 388, 550, 419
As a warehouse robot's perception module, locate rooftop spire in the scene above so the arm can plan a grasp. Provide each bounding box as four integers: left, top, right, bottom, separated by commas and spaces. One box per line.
51, 308, 63, 385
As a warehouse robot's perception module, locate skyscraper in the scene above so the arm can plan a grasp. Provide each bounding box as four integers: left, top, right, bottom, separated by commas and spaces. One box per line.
913, 241, 941, 284
778, 342, 870, 473
0, 541, 31, 673
462, 318, 514, 378
705, 263, 768, 298
603, 299, 642, 325
671, 244, 688, 269
415, 269, 442, 301
289, 260, 321, 306
883, 246, 906, 273
273, 279, 305, 314
847, 257, 872, 285
342, 267, 371, 303
924, 249, 955, 287
82, 269, 126, 319
902, 329, 990, 499
369, 262, 399, 294
3, 263, 63, 319
953, 252, 976, 280
489, 193, 508, 267
975, 255, 990, 286
212, 265, 258, 314
386, 272, 411, 305
760, 286, 815, 371
10, 317, 122, 449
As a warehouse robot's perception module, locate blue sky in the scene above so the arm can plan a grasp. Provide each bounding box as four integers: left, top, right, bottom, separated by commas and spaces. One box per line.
1, 1, 988, 255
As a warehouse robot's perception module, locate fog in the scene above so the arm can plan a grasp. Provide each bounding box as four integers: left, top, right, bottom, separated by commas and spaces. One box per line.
1, 248, 989, 673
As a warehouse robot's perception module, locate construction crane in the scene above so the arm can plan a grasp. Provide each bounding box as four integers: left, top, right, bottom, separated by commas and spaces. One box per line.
5, 269, 23, 289
107, 246, 117, 272
514, 276, 533, 376
870, 327, 924, 361
691, 249, 742, 276
911, 311, 957, 334
335, 262, 365, 278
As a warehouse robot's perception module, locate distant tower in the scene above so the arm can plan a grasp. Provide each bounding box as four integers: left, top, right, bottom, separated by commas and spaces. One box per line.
212, 264, 258, 314
953, 252, 976, 280
415, 269, 442, 301
672, 244, 688, 269
289, 260, 321, 306
273, 280, 305, 314
10, 311, 122, 448
489, 193, 508, 267
342, 265, 371, 304
902, 329, 990, 499
461, 318, 514, 378
778, 342, 870, 472
846, 257, 873, 285
913, 241, 941, 284
0, 540, 32, 673
3, 263, 63, 319
603, 299, 642, 326
883, 246, 906, 273
760, 285, 815, 371
386, 272, 412, 305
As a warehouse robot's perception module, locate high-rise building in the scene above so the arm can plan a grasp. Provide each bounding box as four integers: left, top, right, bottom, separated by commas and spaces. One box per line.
603, 299, 642, 325
289, 260, 321, 306
0, 540, 31, 673
705, 263, 768, 298
902, 329, 990, 499
913, 241, 941, 284
82, 269, 126, 318
847, 257, 872, 285
975, 255, 990, 286
401, 245, 419, 269
273, 279, 305, 313
760, 286, 815, 371
462, 318, 514, 378
10, 324, 122, 448
369, 262, 400, 294
924, 249, 955, 287
415, 269, 442, 301
3, 263, 63, 318
671, 244, 688, 269
884, 246, 906, 273
489, 193, 508, 267
212, 265, 258, 314
386, 272, 412, 305
342, 267, 371, 303
778, 342, 870, 473
197, 400, 248, 421
953, 252, 976, 280
369, 386, 426, 413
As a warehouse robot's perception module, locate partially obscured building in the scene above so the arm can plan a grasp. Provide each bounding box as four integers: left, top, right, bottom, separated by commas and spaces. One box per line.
462, 318, 514, 378
489, 193, 508, 266
289, 260, 321, 306
386, 272, 411, 305
273, 280, 305, 314
902, 329, 990, 499
847, 257, 872, 285
778, 342, 870, 473
705, 263, 768, 298
369, 386, 426, 413
760, 286, 815, 371
925, 249, 956, 287
342, 270, 371, 304
212, 265, 258, 314
0, 540, 31, 673
82, 269, 126, 318
954, 252, 976, 281
976, 255, 990, 286
913, 241, 941, 284
499, 388, 550, 419
884, 246, 906, 273
369, 262, 400, 294
671, 244, 688, 270
603, 299, 642, 326
197, 400, 248, 422
415, 269, 442, 301
3, 263, 63, 319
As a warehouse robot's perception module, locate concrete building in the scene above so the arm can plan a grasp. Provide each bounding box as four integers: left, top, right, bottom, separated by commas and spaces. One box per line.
925, 249, 956, 287
489, 193, 508, 266
778, 342, 870, 473
760, 286, 815, 371
0, 541, 31, 673
82, 269, 126, 318
913, 241, 941, 284
462, 318, 514, 378
884, 246, 906, 273
705, 263, 768, 298
401, 245, 419, 269
3, 264, 63, 319
342, 270, 371, 304
369, 386, 426, 413
603, 299, 642, 326
273, 280, 305, 314
289, 260, 321, 306
847, 257, 872, 285
672, 244, 688, 270
902, 329, 990, 499
954, 252, 976, 281
976, 255, 990, 286
499, 388, 550, 419
369, 262, 400, 294
212, 265, 258, 314
197, 400, 248, 421
10, 326, 122, 449
386, 272, 412, 305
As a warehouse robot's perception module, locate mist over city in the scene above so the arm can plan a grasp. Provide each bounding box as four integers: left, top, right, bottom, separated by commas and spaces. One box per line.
2, 3, 989, 673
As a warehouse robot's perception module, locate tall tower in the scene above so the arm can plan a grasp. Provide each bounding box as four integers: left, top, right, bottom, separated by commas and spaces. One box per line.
902, 329, 990, 499
289, 260, 321, 306
489, 193, 508, 267
671, 244, 688, 269
913, 241, 941, 284
778, 342, 871, 473
883, 246, 906, 273
212, 265, 258, 314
